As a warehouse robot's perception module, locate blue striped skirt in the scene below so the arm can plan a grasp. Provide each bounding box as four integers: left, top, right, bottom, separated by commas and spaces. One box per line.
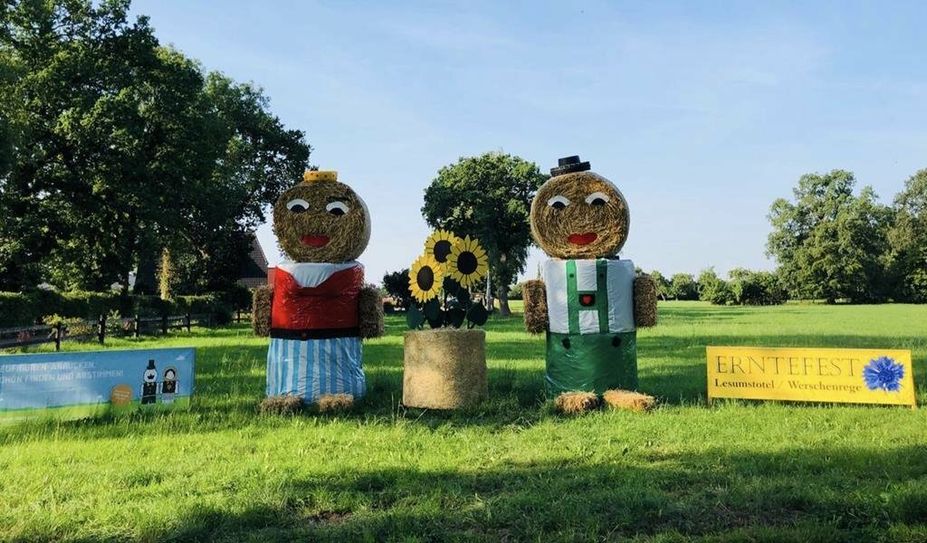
266, 337, 366, 402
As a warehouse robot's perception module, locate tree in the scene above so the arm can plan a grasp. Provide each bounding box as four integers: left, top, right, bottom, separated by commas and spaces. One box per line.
888, 169, 927, 302
697, 268, 732, 305
649, 270, 670, 301
422, 152, 547, 316
0, 0, 309, 293
728, 268, 787, 305
767, 170, 892, 303
382, 269, 412, 310
668, 273, 699, 301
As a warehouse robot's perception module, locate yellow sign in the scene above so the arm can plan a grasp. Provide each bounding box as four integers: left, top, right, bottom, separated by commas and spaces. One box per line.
706, 346, 916, 407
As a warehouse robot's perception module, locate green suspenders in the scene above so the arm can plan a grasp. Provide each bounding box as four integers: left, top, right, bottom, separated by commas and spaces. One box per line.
595, 260, 609, 333
565, 260, 611, 335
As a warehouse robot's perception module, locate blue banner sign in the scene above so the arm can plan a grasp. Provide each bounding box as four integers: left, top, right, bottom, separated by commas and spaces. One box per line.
0, 348, 195, 422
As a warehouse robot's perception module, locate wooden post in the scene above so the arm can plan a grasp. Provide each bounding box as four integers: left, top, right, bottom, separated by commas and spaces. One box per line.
134, 315, 141, 338
161, 314, 168, 335
98, 314, 106, 345
185, 313, 191, 333
54, 322, 63, 352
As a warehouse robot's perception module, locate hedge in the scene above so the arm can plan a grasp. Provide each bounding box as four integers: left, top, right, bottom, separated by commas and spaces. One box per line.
0, 290, 238, 327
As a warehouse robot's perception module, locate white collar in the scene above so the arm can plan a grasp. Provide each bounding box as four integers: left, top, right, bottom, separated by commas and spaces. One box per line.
277, 261, 362, 288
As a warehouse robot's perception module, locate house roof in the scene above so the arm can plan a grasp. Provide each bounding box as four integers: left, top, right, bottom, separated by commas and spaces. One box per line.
238, 235, 269, 288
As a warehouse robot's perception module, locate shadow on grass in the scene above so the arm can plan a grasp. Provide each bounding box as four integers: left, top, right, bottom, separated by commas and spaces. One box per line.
126, 445, 927, 543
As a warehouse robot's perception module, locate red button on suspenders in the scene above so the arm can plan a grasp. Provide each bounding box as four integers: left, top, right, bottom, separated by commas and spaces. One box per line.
580, 294, 595, 306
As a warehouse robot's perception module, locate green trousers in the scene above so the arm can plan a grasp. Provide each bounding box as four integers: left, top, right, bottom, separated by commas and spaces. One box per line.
545, 331, 638, 396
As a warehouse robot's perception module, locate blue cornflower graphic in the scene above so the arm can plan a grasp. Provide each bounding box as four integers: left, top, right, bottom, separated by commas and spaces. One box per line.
862, 356, 904, 392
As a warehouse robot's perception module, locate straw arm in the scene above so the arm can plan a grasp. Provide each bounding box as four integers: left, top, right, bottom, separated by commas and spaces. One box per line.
252, 286, 273, 337
358, 285, 385, 339
522, 279, 549, 334
633, 274, 658, 328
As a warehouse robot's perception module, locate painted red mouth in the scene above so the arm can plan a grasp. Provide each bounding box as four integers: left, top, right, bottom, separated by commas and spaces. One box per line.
301, 235, 330, 247
568, 232, 598, 246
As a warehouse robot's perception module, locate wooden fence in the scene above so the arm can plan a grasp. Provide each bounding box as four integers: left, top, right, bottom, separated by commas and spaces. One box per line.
0, 313, 212, 352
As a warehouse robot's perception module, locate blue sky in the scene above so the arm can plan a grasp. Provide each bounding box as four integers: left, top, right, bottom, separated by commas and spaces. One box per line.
132, 0, 927, 284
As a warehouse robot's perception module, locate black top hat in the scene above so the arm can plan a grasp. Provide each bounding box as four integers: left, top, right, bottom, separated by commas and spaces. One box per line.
146, 359, 156, 370
550, 155, 591, 177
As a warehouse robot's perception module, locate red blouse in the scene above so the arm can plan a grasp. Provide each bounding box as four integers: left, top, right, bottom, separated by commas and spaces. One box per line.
270, 265, 363, 338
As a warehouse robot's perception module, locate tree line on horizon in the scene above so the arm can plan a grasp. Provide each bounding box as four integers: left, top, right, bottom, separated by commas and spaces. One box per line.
640, 168, 927, 305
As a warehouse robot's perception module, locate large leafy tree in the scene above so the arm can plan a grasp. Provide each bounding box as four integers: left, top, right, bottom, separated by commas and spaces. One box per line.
888, 169, 927, 302
0, 0, 309, 293
422, 152, 547, 315
767, 170, 892, 303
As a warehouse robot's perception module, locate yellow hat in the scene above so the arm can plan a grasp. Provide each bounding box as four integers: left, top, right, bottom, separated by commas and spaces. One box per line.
303, 170, 338, 183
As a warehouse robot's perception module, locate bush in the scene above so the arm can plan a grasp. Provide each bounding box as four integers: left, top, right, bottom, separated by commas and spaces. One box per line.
0, 292, 37, 326
669, 273, 699, 301
508, 282, 524, 300
0, 290, 235, 327
178, 294, 233, 325
42, 315, 96, 340
221, 283, 253, 311
698, 269, 734, 305
729, 269, 788, 305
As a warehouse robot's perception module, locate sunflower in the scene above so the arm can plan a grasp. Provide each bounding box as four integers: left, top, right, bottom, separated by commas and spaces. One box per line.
424, 230, 460, 267
447, 235, 489, 288
408, 254, 444, 303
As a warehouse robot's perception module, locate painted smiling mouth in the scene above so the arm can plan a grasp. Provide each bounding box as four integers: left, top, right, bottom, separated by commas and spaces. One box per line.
567, 232, 598, 246
301, 235, 330, 247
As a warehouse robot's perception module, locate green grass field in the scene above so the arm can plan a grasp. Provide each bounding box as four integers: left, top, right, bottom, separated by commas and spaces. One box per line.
1, 302, 925, 542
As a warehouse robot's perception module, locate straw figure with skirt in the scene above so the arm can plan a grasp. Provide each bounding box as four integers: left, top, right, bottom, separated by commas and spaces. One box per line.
253, 170, 384, 413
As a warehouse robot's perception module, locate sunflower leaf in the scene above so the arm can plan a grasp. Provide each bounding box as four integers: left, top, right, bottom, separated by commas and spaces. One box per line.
455, 288, 470, 305
467, 303, 488, 327
423, 298, 441, 321
442, 276, 460, 295
406, 304, 424, 329
427, 310, 445, 329
446, 306, 466, 328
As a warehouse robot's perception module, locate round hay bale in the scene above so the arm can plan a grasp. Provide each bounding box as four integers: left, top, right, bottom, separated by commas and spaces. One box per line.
530, 170, 630, 260
403, 329, 487, 409
272, 178, 371, 263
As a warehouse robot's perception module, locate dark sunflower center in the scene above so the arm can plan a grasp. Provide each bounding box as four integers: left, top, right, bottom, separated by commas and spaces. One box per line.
457, 252, 478, 274
434, 240, 452, 263
416, 266, 435, 291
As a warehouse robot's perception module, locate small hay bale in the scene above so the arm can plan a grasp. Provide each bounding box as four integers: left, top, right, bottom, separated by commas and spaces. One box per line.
252, 286, 273, 337
523, 279, 549, 334
259, 395, 304, 415
403, 329, 487, 409
530, 170, 630, 259
602, 389, 656, 412
554, 391, 600, 414
633, 274, 658, 327
316, 393, 355, 413
358, 284, 385, 338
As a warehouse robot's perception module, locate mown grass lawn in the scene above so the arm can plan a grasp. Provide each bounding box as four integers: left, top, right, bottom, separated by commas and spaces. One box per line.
1, 301, 926, 542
